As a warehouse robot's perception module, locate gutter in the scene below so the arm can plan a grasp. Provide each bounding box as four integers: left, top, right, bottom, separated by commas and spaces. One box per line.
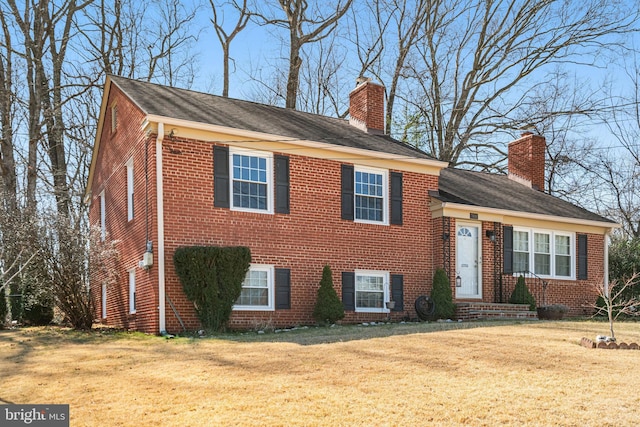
156, 122, 166, 334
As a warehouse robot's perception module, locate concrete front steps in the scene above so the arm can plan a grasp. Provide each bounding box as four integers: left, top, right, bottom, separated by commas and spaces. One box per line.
455, 302, 537, 321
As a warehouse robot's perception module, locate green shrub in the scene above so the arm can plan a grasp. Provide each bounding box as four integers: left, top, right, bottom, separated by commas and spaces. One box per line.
431, 268, 455, 320
174, 246, 251, 331
23, 303, 54, 326
509, 275, 536, 310
313, 265, 344, 325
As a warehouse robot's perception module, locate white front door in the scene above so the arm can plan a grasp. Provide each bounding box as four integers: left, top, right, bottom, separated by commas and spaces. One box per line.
456, 224, 482, 298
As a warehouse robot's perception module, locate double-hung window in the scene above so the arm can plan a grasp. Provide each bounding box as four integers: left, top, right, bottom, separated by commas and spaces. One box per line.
355, 270, 389, 312
230, 148, 273, 213
513, 228, 574, 279
354, 166, 388, 224
513, 230, 529, 272
234, 264, 274, 311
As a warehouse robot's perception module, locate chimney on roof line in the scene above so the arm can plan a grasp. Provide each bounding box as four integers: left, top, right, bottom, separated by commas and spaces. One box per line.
349, 77, 385, 134
508, 132, 546, 191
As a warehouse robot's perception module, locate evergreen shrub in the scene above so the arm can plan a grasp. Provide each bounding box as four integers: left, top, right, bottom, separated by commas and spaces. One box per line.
174, 246, 251, 331
509, 275, 536, 310
313, 265, 344, 325
431, 268, 455, 320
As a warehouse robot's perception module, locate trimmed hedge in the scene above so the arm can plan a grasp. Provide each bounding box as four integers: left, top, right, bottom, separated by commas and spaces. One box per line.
313, 265, 344, 325
173, 246, 251, 331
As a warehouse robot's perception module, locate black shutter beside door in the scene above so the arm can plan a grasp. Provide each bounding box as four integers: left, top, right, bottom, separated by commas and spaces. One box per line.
503, 226, 513, 274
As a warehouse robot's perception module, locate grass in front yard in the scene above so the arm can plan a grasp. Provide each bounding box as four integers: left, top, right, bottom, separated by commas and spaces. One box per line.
1, 321, 639, 426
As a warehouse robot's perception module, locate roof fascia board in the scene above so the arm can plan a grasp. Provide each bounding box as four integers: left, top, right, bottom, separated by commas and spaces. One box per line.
431, 200, 620, 230
85, 76, 114, 201
144, 114, 449, 171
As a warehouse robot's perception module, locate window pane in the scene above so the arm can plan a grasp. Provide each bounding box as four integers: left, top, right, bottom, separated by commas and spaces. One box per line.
534, 253, 550, 275
514, 231, 529, 251
555, 235, 570, 255
534, 233, 550, 254
237, 270, 269, 306
513, 252, 529, 272
355, 275, 384, 308
354, 170, 384, 222
232, 153, 269, 210
556, 255, 571, 276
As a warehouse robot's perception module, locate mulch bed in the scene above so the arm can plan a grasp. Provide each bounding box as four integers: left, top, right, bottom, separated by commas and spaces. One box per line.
581, 337, 640, 350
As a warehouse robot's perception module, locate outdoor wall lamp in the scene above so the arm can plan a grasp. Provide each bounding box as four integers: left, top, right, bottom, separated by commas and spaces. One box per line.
485, 230, 496, 243
456, 275, 462, 287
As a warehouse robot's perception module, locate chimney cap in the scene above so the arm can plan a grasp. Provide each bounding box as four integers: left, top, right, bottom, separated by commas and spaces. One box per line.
355, 76, 372, 86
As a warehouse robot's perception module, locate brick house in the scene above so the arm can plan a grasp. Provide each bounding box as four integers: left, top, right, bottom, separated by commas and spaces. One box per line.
85, 75, 618, 334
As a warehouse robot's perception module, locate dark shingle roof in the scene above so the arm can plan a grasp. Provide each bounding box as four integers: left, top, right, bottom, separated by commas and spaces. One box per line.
436, 168, 615, 224
109, 75, 434, 160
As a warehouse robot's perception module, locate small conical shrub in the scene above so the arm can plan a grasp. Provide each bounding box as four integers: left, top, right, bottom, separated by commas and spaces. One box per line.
313, 265, 344, 325
431, 268, 455, 320
509, 275, 536, 310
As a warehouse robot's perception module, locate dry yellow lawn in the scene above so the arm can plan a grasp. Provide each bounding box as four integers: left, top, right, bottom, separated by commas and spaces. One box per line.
1, 321, 639, 426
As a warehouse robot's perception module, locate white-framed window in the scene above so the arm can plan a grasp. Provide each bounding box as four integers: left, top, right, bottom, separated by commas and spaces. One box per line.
234, 264, 274, 311
99, 190, 106, 241
128, 269, 136, 314
126, 157, 134, 221
230, 148, 273, 214
513, 228, 574, 279
101, 283, 107, 319
513, 230, 529, 272
111, 103, 118, 132
355, 270, 390, 312
355, 166, 388, 224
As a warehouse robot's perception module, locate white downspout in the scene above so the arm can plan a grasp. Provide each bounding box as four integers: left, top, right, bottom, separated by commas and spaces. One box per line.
604, 229, 611, 294
156, 122, 166, 334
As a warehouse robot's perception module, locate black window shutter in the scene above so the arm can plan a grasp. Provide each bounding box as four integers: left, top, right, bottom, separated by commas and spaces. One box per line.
275, 268, 291, 309
342, 272, 355, 311
341, 164, 354, 220
213, 146, 230, 208
503, 226, 513, 274
390, 172, 403, 225
391, 274, 404, 311
275, 155, 290, 214
578, 234, 588, 280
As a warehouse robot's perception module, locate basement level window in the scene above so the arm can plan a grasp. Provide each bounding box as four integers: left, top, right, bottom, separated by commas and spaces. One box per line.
234, 265, 274, 311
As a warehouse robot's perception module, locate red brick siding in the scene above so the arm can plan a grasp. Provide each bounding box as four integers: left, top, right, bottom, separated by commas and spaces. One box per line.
508, 133, 546, 191
159, 137, 437, 332
89, 85, 159, 332
349, 82, 385, 132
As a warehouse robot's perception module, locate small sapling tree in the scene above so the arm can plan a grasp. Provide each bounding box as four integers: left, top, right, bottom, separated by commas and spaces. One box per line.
593, 273, 640, 340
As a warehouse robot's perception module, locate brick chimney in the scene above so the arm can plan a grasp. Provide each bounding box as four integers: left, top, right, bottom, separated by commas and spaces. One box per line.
349, 77, 385, 134
508, 132, 546, 191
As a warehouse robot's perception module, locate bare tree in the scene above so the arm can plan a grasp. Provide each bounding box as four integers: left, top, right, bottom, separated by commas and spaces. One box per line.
398, 0, 639, 166
593, 273, 640, 340
209, 0, 251, 97
255, 0, 353, 110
